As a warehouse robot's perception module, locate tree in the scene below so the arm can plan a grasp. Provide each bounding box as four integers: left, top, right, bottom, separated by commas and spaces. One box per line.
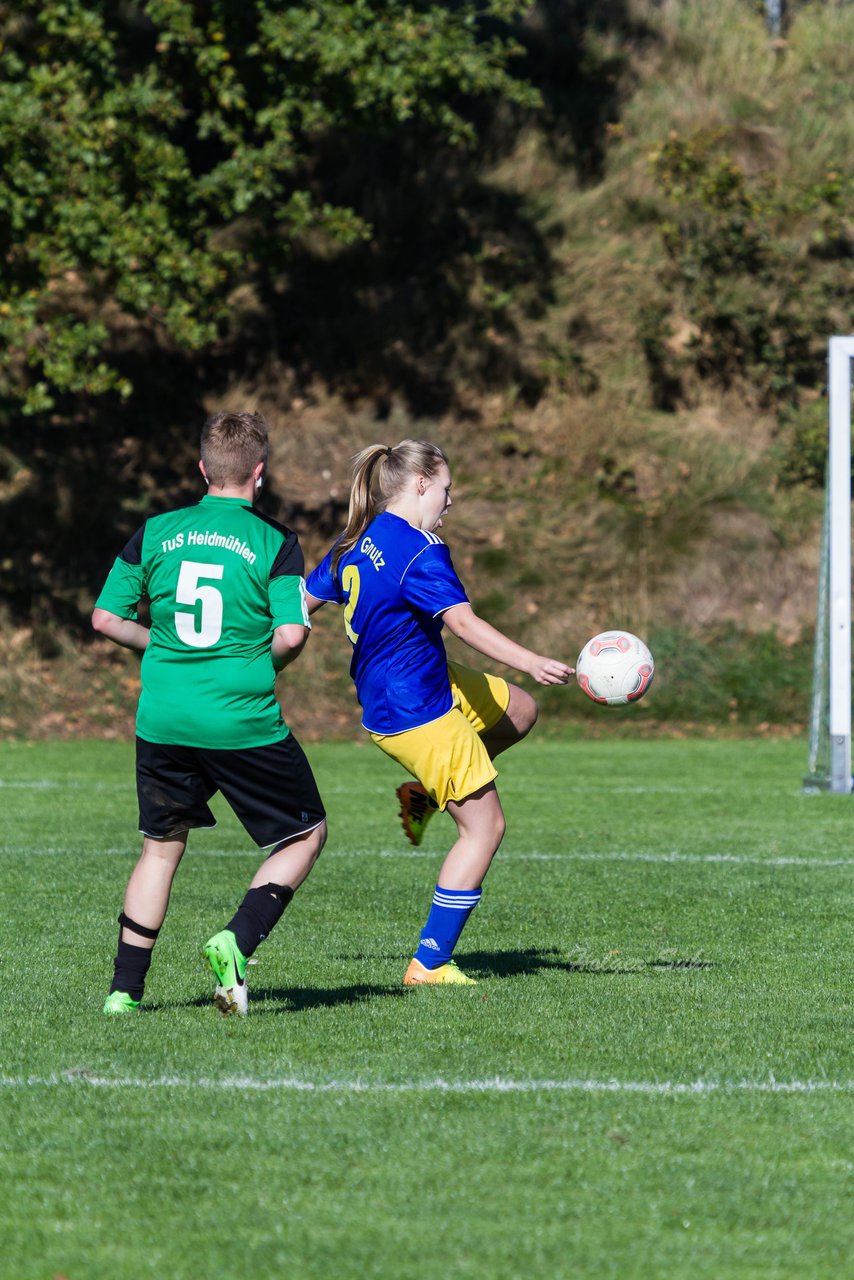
0, 0, 536, 413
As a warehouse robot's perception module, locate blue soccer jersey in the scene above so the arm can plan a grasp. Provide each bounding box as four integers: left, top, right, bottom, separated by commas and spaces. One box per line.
306, 511, 469, 734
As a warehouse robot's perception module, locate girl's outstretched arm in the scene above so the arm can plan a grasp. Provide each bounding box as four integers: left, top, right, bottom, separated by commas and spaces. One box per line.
443, 602, 573, 686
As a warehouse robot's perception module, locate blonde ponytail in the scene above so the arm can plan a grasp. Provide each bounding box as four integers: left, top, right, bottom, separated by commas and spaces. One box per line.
330, 439, 448, 575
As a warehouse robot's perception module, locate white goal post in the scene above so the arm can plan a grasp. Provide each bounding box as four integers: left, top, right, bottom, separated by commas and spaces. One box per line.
806, 336, 854, 794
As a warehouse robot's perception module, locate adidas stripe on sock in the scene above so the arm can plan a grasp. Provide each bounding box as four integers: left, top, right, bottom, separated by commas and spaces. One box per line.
413, 884, 482, 969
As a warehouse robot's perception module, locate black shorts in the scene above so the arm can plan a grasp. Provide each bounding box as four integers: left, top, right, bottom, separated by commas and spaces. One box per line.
136, 734, 326, 849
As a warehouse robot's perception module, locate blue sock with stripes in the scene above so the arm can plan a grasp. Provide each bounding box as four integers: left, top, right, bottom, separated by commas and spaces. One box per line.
414, 884, 483, 969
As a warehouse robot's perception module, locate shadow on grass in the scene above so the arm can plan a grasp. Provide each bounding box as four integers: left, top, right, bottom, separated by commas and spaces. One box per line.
152, 951, 713, 1012
256, 983, 409, 1013
162, 982, 408, 1015
461, 947, 713, 978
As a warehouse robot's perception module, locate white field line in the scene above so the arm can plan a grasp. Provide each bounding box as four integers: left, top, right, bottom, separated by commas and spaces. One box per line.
0, 778, 391, 797
350, 850, 854, 869
0, 780, 132, 791
0, 778, 719, 795
2, 846, 854, 868
10, 773, 711, 799
1, 1072, 853, 1096
503, 851, 854, 868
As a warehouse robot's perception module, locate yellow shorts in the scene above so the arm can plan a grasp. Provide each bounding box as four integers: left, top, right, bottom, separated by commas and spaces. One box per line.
369, 663, 511, 811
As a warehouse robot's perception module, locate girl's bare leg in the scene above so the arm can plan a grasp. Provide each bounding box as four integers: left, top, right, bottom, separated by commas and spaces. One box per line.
479, 683, 538, 759
438, 783, 506, 889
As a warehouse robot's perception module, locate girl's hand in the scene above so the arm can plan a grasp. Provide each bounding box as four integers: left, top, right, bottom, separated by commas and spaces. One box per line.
528, 656, 574, 686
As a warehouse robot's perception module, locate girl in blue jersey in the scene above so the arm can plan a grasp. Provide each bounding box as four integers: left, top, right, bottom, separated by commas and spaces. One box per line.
306, 440, 572, 985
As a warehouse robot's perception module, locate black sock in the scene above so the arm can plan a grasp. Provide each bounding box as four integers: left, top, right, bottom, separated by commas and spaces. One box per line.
226, 883, 294, 958
110, 940, 153, 1001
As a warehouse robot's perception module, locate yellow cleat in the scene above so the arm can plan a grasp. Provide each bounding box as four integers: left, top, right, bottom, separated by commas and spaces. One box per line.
396, 781, 437, 847
403, 957, 477, 986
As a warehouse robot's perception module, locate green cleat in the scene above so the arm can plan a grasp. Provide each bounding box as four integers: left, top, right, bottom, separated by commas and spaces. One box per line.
103, 990, 140, 1015
202, 929, 248, 1016
403, 957, 477, 986
396, 781, 438, 848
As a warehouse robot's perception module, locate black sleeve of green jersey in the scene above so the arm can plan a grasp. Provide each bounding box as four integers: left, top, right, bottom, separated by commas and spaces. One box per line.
270, 530, 305, 579
247, 509, 305, 579
119, 522, 146, 565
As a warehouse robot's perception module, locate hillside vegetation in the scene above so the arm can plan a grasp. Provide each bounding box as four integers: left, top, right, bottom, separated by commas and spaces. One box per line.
3, 0, 853, 738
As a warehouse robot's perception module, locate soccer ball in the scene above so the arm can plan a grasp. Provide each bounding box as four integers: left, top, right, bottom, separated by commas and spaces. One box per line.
576, 631, 655, 706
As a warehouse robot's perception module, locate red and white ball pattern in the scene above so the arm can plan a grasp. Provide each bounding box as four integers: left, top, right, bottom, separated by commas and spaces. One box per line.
576, 631, 655, 706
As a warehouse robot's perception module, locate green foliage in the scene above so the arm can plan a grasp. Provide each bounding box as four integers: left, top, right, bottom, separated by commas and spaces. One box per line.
474, 546, 512, 573
537, 339, 599, 396
645, 625, 810, 725
0, 0, 537, 411
776, 397, 829, 487
643, 127, 853, 424
635, 301, 681, 411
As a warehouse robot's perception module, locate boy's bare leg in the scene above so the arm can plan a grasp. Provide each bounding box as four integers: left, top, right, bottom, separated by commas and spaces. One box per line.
104, 834, 187, 1011
121, 833, 188, 945
202, 821, 328, 1016
252, 820, 328, 891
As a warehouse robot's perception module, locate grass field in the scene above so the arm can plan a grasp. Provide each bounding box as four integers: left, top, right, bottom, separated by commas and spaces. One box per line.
2, 734, 853, 1279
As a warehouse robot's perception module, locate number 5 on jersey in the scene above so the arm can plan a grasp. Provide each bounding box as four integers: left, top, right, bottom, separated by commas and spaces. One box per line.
342, 564, 361, 644
175, 560, 224, 648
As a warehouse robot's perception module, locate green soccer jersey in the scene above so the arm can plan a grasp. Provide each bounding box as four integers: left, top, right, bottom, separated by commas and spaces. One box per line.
95, 495, 309, 748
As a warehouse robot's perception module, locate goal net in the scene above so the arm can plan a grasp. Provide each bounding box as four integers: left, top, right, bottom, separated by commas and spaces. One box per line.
804, 336, 854, 793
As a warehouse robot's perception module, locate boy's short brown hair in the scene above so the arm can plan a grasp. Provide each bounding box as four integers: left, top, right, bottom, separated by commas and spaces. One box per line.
200, 411, 270, 487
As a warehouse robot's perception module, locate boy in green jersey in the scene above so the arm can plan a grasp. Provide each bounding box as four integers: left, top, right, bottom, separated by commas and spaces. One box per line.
93, 411, 326, 1016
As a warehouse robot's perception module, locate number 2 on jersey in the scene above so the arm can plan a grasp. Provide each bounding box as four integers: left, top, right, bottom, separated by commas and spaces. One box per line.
341, 564, 361, 644
175, 560, 224, 648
